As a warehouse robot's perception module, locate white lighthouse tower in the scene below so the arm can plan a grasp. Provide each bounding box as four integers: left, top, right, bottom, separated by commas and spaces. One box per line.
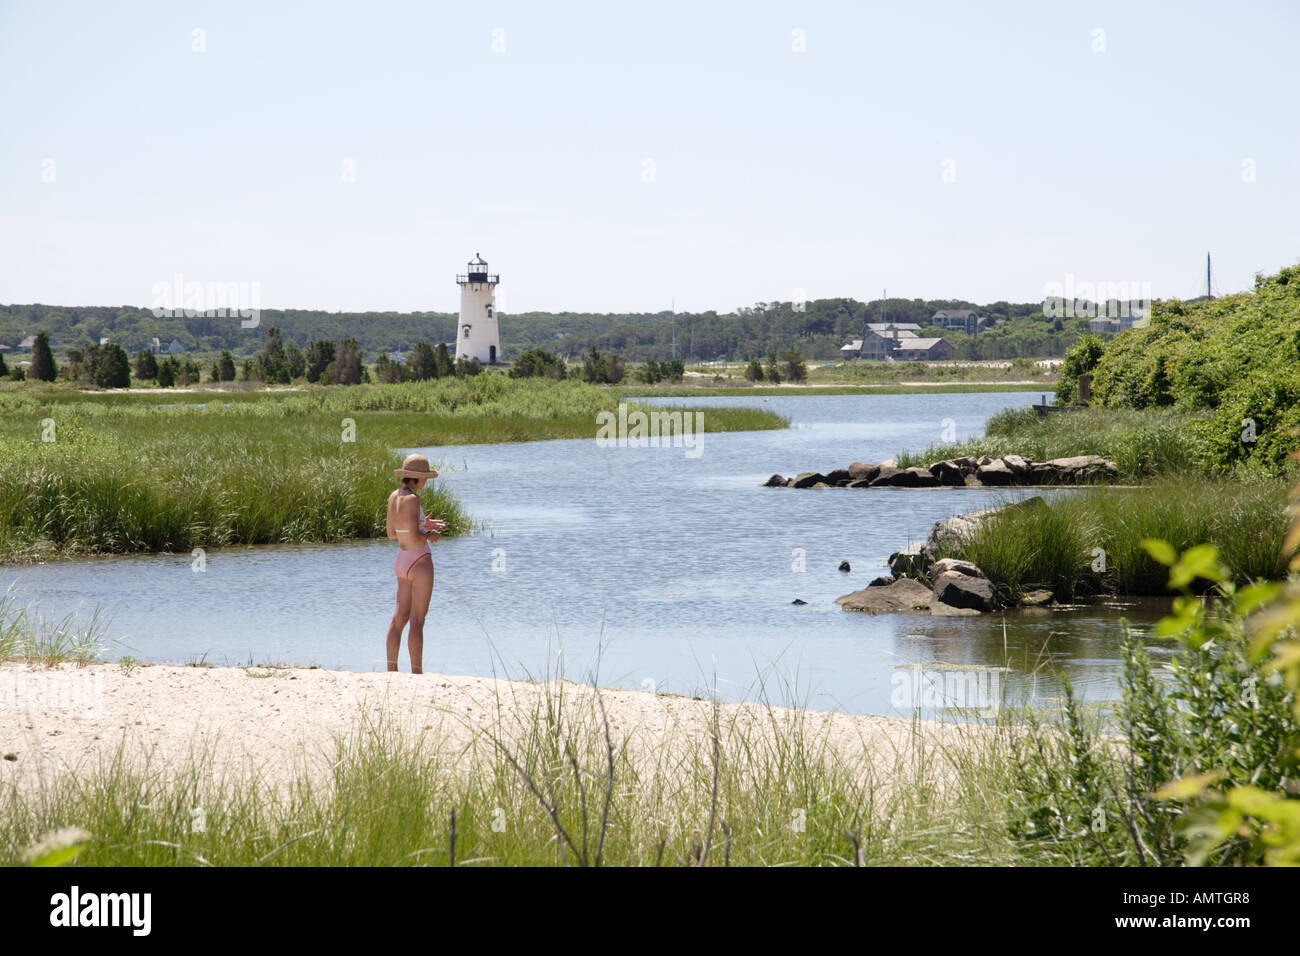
454, 253, 501, 365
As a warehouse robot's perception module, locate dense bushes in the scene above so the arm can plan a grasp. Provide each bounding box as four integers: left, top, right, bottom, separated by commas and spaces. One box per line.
1089, 264, 1300, 477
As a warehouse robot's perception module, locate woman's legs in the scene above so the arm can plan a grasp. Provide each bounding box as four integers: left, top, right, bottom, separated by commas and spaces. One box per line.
406, 555, 434, 674
387, 575, 413, 671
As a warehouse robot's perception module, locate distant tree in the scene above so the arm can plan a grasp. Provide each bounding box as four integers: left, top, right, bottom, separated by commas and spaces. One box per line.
454, 357, 483, 378
581, 346, 607, 384
258, 326, 290, 384
765, 352, 781, 385
157, 356, 178, 388
30, 332, 57, 381
1056, 334, 1106, 404
285, 343, 305, 380
636, 359, 662, 384
603, 354, 626, 384
63, 348, 84, 381
133, 349, 158, 381
179, 358, 201, 386
663, 358, 685, 382
407, 342, 439, 381
7, 364, 23, 381
781, 350, 807, 383
373, 354, 407, 384
745, 358, 764, 382
434, 343, 455, 378
93, 344, 131, 388
217, 351, 236, 382
306, 340, 335, 384
331, 338, 364, 385
509, 348, 566, 380
0, 351, 7, 377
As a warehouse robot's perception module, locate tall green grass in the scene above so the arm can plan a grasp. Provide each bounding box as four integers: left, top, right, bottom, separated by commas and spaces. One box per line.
0, 589, 106, 664
0, 381, 785, 561
897, 406, 1214, 481
937, 479, 1291, 600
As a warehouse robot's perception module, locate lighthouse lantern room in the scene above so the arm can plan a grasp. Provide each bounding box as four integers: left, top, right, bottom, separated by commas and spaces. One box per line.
454, 253, 501, 365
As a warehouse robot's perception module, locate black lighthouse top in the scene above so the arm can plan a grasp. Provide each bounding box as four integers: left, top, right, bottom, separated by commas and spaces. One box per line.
457, 253, 499, 286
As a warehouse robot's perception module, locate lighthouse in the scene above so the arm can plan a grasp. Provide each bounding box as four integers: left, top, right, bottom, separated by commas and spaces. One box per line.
454, 253, 501, 365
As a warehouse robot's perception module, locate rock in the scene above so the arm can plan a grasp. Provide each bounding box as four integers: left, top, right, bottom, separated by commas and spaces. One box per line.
976, 459, 1015, 485
836, 578, 935, 614
924, 508, 1000, 553
872, 466, 939, 488
763, 474, 787, 487
977, 455, 994, 466
868, 576, 893, 587
879, 458, 897, 469
824, 469, 852, 484
810, 482, 832, 489
1020, 589, 1055, 607
932, 571, 998, 612
1044, 455, 1118, 483
1001, 454, 1032, 476
835, 479, 853, 487
927, 558, 983, 586
869, 464, 902, 486
792, 472, 826, 489
848, 461, 880, 482
889, 542, 932, 578
928, 459, 966, 486
930, 602, 982, 617
838, 560, 851, 572
791, 598, 808, 605
785, 477, 800, 487
952, 456, 980, 475
847, 479, 874, 488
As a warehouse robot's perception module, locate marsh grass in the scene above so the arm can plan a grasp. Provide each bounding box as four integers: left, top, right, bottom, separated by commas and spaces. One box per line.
0, 381, 784, 561
0, 590, 107, 665
939, 480, 1290, 600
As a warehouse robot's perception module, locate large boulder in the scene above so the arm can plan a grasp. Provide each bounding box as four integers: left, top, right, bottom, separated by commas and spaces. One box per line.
888, 542, 932, 578
976, 459, 1015, 485
873, 466, 940, 488
848, 461, 880, 482
932, 570, 998, 612
763, 474, 787, 487
1044, 455, 1119, 483
952, 456, 981, 475
928, 460, 966, 486
825, 469, 853, 484
927, 558, 983, 586
792, 472, 827, 489
836, 578, 935, 614
1001, 454, 1032, 477
847, 479, 874, 488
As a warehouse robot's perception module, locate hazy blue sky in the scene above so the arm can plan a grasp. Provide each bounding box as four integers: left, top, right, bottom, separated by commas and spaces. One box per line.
2, 1, 1296, 314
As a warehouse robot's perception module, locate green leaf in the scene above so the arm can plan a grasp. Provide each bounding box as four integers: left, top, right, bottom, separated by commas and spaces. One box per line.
1169, 543, 1228, 589
1140, 538, 1177, 566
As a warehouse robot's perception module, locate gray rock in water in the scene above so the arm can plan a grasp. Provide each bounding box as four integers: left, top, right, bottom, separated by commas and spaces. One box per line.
1019, 589, 1055, 607
927, 558, 983, 586
838, 560, 851, 572
976, 459, 1015, 485
836, 578, 935, 614
873, 466, 939, 488
1045, 455, 1119, 483
763, 474, 787, 487
928, 460, 966, 486
1001, 454, 1032, 476
792, 472, 826, 489
791, 598, 808, 605
847, 478, 874, 488
933, 571, 998, 611
868, 576, 893, 587
825, 469, 852, 484
848, 461, 880, 482
888, 542, 932, 578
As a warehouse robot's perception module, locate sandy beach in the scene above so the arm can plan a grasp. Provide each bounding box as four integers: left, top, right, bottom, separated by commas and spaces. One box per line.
0, 661, 977, 797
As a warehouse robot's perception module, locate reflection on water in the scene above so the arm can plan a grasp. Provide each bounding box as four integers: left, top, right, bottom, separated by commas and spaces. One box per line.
3, 392, 1173, 717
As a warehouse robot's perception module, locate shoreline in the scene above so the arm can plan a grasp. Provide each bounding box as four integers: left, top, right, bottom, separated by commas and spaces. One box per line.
0, 661, 974, 796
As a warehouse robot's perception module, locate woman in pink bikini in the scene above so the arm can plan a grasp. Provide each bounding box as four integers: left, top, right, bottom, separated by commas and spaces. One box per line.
385, 454, 445, 674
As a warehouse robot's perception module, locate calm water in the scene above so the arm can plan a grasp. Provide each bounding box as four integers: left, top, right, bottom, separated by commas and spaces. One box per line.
4, 391, 1172, 716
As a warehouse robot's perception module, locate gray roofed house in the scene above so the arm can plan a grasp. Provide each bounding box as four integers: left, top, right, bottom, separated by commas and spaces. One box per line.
930, 310, 985, 335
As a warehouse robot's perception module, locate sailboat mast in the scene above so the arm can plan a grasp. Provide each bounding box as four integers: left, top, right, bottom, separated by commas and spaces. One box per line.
1206, 253, 1213, 300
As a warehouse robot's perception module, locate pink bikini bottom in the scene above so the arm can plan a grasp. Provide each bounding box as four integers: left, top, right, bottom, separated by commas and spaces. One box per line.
395, 547, 431, 580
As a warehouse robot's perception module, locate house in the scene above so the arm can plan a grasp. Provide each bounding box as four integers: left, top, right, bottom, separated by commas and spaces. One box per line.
19, 335, 36, 349
1088, 311, 1141, 335
894, 337, 955, 361
930, 309, 985, 335
860, 329, 918, 360
164, 339, 185, 355
864, 322, 921, 333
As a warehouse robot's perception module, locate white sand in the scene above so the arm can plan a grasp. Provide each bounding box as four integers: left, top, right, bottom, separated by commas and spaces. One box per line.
0, 662, 982, 796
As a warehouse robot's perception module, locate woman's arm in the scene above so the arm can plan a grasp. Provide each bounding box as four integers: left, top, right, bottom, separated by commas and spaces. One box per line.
385, 493, 397, 540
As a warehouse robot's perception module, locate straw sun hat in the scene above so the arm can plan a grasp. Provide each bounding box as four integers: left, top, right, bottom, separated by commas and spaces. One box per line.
394, 453, 439, 482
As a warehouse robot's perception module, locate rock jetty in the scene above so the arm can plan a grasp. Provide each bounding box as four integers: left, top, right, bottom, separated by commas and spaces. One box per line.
763, 454, 1118, 489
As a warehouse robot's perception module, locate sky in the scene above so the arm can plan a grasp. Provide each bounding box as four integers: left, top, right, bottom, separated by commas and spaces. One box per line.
1, 0, 1297, 315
